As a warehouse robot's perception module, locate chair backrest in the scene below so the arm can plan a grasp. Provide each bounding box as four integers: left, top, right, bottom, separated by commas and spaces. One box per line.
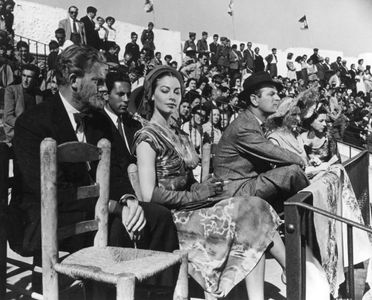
40, 138, 111, 281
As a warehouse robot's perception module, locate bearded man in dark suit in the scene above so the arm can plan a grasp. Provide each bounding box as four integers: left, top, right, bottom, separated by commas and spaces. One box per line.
10, 46, 178, 261
214, 72, 309, 212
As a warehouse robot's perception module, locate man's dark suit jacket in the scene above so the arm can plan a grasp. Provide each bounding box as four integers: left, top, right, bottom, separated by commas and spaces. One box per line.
254, 54, 265, 73
209, 42, 219, 65
10, 93, 111, 255
125, 42, 140, 62
101, 110, 141, 201
80, 15, 100, 49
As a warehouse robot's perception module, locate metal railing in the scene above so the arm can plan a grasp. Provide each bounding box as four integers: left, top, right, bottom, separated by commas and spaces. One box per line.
284, 150, 371, 300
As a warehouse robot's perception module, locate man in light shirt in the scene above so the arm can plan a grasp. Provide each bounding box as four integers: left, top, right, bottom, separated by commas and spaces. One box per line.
58, 5, 86, 45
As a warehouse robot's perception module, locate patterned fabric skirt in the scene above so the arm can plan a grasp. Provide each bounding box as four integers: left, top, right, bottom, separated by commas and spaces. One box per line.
172, 196, 281, 298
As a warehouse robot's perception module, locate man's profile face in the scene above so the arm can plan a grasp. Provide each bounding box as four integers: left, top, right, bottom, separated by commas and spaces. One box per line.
131, 35, 138, 42
252, 86, 280, 115
240, 44, 245, 52
272, 49, 277, 55
254, 47, 259, 54
55, 33, 66, 46
108, 81, 131, 115
75, 62, 107, 109
21, 69, 36, 90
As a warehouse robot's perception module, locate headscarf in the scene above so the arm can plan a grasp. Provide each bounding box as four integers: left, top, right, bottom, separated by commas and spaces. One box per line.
143, 65, 185, 104
138, 65, 185, 119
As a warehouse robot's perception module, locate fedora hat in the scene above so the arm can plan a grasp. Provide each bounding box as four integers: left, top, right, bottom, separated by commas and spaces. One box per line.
239, 71, 282, 102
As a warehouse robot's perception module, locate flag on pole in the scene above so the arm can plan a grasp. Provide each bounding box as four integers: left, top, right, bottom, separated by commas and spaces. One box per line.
298, 15, 309, 29
144, 0, 154, 13
227, 0, 233, 16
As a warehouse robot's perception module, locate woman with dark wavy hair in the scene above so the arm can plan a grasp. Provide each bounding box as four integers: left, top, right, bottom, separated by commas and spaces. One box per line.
134, 65, 286, 300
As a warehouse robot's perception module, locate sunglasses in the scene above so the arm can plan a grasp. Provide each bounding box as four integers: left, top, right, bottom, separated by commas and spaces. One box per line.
69, 10, 78, 14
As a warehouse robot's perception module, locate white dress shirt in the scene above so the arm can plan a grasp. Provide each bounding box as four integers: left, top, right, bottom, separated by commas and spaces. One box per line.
104, 105, 131, 153
59, 91, 86, 142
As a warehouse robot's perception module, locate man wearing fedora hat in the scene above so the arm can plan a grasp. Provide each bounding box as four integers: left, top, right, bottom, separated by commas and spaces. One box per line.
214, 71, 309, 212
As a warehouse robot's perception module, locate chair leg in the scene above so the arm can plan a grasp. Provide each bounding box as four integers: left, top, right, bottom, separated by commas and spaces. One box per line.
116, 274, 135, 300
0, 226, 6, 299
173, 250, 189, 300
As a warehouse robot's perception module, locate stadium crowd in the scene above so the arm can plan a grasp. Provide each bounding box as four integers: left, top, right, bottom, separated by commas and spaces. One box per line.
1, 3, 371, 300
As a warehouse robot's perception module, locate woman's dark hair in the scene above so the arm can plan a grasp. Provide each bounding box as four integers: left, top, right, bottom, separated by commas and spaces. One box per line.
302, 104, 328, 130
186, 77, 197, 87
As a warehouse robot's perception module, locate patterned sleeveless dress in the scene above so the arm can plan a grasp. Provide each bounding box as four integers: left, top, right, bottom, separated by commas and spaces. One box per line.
133, 122, 281, 297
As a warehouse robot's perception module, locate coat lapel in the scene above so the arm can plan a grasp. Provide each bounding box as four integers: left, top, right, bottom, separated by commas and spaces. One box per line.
52, 93, 78, 143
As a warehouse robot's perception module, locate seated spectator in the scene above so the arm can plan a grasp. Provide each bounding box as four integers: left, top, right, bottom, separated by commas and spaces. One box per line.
214, 72, 309, 212
125, 32, 140, 63
185, 77, 197, 92
3, 64, 42, 142
47, 40, 59, 71
54, 28, 73, 52
70, 32, 82, 45
180, 52, 208, 80
164, 54, 172, 66
105, 41, 119, 64
178, 98, 190, 125
184, 90, 201, 108
170, 60, 178, 69
15, 41, 36, 67
10, 47, 178, 293
202, 107, 222, 144
267, 97, 308, 165
343, 109, 369, 148
181, 105, 206, 154
301, 103, 340, 164
42, 73, 58, 102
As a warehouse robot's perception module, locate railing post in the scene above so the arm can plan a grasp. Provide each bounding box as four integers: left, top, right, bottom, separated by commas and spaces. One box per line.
346, 224, 355, 299
285, 200, 306, 300
36, 42, 38, 65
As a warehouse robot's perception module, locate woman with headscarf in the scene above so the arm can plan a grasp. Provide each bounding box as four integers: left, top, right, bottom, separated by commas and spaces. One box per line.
266, 94, 332, 178
133, 65, 286, 300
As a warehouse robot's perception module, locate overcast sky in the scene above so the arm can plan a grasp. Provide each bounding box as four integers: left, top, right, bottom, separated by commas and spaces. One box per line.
30, 0, 372, 56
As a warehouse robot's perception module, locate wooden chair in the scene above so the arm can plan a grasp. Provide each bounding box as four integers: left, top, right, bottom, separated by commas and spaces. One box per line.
0, 142, 47, 300
41, 138, 188, 300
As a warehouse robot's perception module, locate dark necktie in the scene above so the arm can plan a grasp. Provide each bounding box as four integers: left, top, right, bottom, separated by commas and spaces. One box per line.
117, 116, 131, 154
73, 20, 78, 33
117, 116, 125, 139
73, 112, 92, 133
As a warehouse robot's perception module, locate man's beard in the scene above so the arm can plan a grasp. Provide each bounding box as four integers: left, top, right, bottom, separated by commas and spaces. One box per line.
88, 94, 105, 110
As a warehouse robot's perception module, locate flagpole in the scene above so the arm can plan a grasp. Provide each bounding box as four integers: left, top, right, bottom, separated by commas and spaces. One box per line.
152, 9, 156, 25
231, 14, 236, 40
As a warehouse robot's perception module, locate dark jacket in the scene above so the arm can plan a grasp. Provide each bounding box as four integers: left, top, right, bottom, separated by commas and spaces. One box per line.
80, 15, 100, 49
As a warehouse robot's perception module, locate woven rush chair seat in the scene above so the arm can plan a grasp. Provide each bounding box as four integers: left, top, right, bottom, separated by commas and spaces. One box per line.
55, 247, 184, 284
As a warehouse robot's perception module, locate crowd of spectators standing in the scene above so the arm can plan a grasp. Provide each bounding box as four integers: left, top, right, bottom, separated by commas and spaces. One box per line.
0, 3, 371, 152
